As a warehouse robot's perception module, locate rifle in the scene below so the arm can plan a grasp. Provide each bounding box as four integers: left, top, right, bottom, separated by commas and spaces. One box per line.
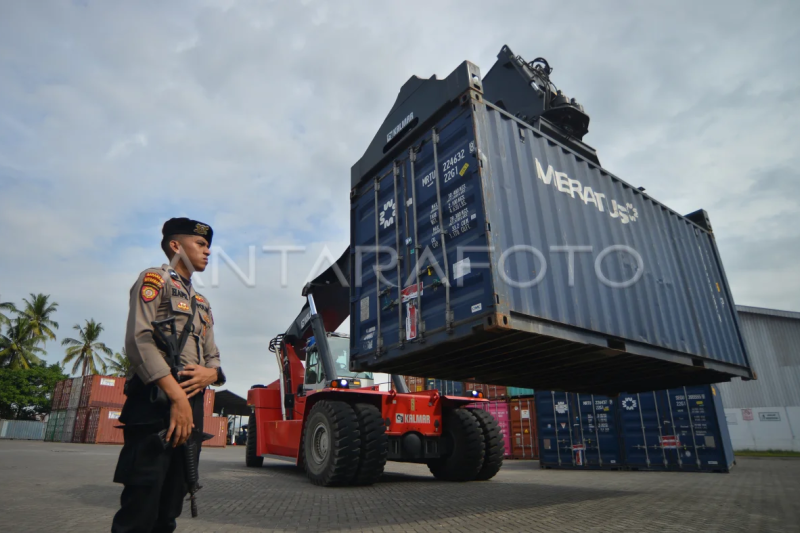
150, 301, 211, 518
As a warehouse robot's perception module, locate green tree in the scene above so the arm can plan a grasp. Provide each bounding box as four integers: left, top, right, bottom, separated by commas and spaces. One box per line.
21, 293, 59, 343
61, 319, 113, 376
0, 297, 17, 328
0, 317, 45, 369
0, 364, 68, 420
105, 348, 132, 377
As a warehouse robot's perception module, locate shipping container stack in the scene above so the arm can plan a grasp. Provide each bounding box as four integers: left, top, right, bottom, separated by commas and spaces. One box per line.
61, 377, 84, 443
535, 384, 735, 473
75, 375, 128, 444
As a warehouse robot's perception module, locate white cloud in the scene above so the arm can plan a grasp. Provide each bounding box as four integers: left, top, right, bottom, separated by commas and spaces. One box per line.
1, 0, 798, 396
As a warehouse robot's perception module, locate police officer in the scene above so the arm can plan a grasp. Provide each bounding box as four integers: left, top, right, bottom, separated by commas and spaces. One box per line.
112, 217, 226, 533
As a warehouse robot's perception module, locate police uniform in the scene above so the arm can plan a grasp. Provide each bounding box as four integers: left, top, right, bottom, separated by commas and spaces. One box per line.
112, 218, 225, 533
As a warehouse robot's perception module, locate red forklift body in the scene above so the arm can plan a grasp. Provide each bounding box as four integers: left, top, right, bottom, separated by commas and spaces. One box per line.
248, 381, 485, 463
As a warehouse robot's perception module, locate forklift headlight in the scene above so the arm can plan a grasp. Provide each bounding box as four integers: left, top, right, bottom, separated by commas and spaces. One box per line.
471, 390, 483, 398
329, 379, 350, 389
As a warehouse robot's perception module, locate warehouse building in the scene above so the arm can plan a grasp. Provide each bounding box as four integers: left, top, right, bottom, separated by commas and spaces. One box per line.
716, 306, 800, 452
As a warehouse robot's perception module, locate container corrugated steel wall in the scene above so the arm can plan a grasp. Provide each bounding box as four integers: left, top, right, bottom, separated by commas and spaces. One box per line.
469, 400, 512, 457
72, 408, 91, 443
57, 379, 72, 410
715, 306, 800, 408
536, 392, 622, 469
350, 86, 752, 394
94, 407, 124, 444
618, 385, 734, 472
203, 389, 215, 418
51, 410, 66, 441
508, 399, 539, 459
61, 408, 78, 443
426, 379, 465, 396
44, 414, 58, 441
51, 380, 64, 411
536, 384, 733, 472
203, 417, 227, 447
402, 376, 427, 392
67, 377, 84, 410
80, 375, 127, 408
0, 420, 46, 440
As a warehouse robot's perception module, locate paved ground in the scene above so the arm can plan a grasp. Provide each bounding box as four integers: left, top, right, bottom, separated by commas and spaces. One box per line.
1, 440, 798, 532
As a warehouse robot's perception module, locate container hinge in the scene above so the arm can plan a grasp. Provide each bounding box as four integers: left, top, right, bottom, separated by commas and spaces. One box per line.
409, 148, 417, 163
519, 126, 526, 143
446, 311, 454, 332
432, 131, 440, 145
376, 336, 384, 355
398, 328, 405, 347
374, 178, 380, 191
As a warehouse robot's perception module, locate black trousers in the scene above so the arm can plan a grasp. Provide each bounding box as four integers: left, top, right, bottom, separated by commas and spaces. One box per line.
111, 390, 204, 533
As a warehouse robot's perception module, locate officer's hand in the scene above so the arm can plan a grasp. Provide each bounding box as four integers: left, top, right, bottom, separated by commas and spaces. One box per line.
179, 365, 218, 398
168, 397, 194, 448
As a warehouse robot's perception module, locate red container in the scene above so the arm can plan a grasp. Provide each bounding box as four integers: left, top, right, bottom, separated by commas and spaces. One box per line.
393, 376, 426, 392
465, 383, 508, 400
509, 399, 539, 459
203, 389, 215, 418
52, 380, 64, 411
85, 407, 124, 444
471, 400, 512, 458
57, 379, 72, 410
203, 417, 227, 448
80, 375, 127, 408
72, 407, 91, 443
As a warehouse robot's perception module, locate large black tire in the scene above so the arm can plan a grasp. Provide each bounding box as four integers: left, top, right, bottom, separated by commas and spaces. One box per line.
302, 400, 361, 486
470, 409, 504, 480
245, 413, 264, 467
351, 403, 388, 485
427, 408, 485, 481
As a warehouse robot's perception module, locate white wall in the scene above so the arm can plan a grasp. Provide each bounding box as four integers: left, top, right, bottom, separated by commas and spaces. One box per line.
725, 407, 800, 452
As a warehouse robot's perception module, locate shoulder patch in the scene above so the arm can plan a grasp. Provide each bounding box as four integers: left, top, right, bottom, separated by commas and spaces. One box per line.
143, 272, 164, 288
141, 285, 159, 302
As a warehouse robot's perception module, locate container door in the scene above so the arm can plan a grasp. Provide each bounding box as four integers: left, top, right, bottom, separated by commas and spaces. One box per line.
548, 392, 574, 465
351, 105, 494, 360
510, 399, 538, 460
577, 394, 621, 468
663, 385, 727, 471
619, 392, 665, 470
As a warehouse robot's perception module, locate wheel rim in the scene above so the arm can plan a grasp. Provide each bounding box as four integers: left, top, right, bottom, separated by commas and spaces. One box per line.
310, 421, 330, 465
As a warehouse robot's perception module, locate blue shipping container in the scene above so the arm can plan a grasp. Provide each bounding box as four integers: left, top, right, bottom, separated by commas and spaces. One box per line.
617, 385, 734, 472
426, 379, 465, 397
536, 384, 734, 472
536, 392, 623, 469
348, 57, 752, 394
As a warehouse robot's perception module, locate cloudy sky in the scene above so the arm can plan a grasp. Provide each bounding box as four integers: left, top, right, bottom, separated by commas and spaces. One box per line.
1, 0, 798, 397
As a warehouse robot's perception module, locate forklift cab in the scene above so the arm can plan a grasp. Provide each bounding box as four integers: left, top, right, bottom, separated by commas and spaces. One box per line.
303, 332, 373, 393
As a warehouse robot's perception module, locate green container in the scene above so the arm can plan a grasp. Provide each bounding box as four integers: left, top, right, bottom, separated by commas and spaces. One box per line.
44, 413, 59, 442
51, 411, 66, 442
507, 387, 535, 398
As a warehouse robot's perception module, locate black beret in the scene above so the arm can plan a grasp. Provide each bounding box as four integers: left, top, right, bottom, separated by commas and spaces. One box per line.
161, 217, 213, 246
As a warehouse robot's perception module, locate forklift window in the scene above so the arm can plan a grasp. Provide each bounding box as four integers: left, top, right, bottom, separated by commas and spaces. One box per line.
305, 350, 324, 385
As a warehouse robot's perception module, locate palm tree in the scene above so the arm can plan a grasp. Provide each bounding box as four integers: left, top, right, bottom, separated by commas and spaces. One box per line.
0, 297, 17, 328
105, 348, 132, 377
61, 319, 113, 376
21, 293, 59, 343
0, 317, 45, 369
